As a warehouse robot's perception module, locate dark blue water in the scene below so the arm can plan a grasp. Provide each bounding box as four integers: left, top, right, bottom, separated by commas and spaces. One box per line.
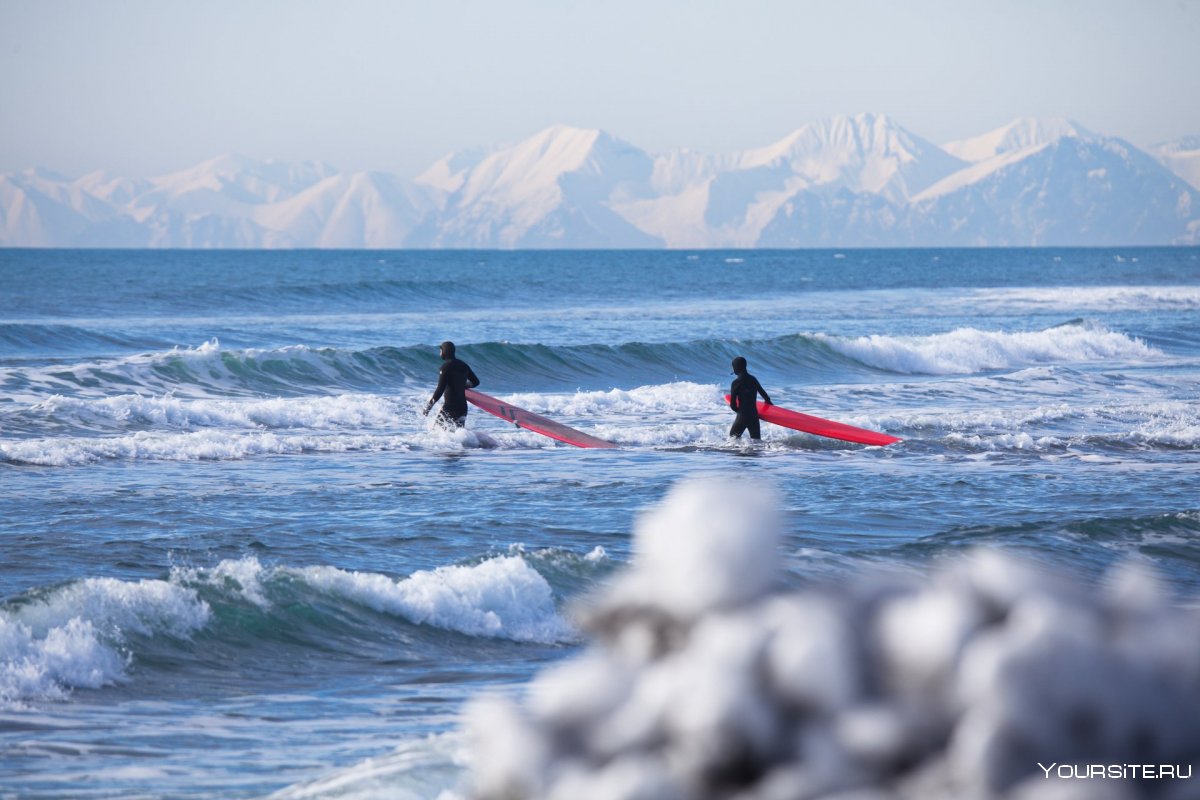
2, 248, 1199, 797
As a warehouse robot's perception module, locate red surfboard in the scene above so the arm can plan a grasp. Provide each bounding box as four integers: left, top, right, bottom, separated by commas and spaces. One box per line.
725, 395, 901, 446
467, 390, 617, 449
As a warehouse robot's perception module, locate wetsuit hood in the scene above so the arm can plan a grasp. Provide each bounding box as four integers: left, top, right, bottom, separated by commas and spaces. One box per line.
731, 356, 747, 375
439, 341, 456, 360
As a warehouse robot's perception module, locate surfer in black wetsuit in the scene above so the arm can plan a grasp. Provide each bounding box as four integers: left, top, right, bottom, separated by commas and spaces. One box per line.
423, 341, 480, 428
728, 356, 772, 440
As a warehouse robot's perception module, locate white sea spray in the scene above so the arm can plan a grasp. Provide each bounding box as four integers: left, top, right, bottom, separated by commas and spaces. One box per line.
296, 557, 574, 644
0, 577, 210, 706
818, 322, 1162, 375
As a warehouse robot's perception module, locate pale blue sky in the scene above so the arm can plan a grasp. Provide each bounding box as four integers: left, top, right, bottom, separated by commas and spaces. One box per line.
2, 0, 1198, 178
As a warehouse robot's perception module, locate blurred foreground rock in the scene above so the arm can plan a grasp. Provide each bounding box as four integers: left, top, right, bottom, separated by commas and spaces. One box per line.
465, 478, 1200, 800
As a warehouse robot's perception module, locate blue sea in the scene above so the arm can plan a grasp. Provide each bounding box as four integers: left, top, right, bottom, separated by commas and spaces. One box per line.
2, 248, 1199, 798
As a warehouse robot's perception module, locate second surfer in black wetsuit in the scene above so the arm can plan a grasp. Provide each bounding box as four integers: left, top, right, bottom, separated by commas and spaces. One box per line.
728, 356, 772, 440
423, 341, 480, 428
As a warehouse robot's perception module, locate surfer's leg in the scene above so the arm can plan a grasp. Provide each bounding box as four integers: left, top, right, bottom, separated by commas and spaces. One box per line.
729, 418, 746, 438
748, 417, 761, 440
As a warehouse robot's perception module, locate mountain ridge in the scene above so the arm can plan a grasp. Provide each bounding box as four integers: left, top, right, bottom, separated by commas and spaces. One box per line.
3, 116, 1198, 247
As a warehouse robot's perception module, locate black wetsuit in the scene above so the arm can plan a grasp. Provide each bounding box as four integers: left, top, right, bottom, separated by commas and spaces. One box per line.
729, 371, 772, 440
431, 357, 480, 427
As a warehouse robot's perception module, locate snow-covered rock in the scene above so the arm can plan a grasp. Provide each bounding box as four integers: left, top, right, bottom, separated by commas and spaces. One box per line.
462, 476, 1200, 800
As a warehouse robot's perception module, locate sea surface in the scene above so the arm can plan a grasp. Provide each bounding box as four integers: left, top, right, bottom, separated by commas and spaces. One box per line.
2, 248, 1198, 798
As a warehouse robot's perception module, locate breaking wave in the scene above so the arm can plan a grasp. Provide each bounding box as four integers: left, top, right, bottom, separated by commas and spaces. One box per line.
0, 554, 577, 706
0, 322, 1165, 404
816, 320, 1162, 375
0, 577, 210, 705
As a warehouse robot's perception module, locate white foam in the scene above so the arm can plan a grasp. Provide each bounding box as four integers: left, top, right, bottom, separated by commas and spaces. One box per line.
971, 285, 1200, 312
884, 402, 1076, 431
0, 577, 210, 706
595, 422, 727, 449
158, 337, 327, 374
915, 398, 1200, 453
466, 383, 751, 450
944, 431, 1064, 452
0, 430, 414, 466
0, 617, 124, 704
503, 382, 721, 416
295, 557, 574, 644
416, 419, 503, 452
463, 477, 1200, 799
3, 403, 648, 464
0, 551, 578, 705
174, 557, 272, 608
477, 382, 875, 450
1125, 401, 1200, 448
818, 322, 1163, 375
174, 554, 575, 644
31, 392, 406, 431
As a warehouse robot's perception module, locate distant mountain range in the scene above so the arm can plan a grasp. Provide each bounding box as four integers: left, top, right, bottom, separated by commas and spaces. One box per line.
3, 114, 1198, 248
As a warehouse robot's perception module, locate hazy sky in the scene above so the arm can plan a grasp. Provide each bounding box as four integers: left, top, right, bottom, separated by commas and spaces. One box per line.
3, 0, 1198, 178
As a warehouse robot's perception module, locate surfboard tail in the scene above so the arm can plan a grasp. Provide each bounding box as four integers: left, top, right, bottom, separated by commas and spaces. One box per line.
466, 390, 617, 449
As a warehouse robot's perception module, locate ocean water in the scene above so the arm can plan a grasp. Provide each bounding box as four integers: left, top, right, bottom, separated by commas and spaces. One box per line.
1, 248, 1199, 798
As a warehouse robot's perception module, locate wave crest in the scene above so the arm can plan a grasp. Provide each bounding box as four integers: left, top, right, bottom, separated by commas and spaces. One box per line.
1, 578, 209, 705
1, 553, 577, 705
818, 321, 1161, 375
0, 323, 1165, 405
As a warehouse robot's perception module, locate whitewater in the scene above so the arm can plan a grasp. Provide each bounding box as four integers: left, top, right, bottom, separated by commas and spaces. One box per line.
1, 247, 1198, 798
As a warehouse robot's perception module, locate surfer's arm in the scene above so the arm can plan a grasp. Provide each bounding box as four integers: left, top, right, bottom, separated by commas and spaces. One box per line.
758, 381, 772, 406
424, 366, 449, 414
466, 367, 480, 389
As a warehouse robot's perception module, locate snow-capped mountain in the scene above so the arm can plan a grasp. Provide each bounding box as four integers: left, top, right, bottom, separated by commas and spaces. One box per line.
0, 167, 124, 246
906, 135, 1198, 246
705, 114, 960, 246
942, 117, 1095, 163
738, 113, 965, 202
0, 155, 435, 248
3, 117, 1198, 248
413, 147, 493, 197
258, 171, 432, 248
1153, 136, 1200, 192
615, 114, 965, 247
409, 125, 661, 248
136, 154, 339, 212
